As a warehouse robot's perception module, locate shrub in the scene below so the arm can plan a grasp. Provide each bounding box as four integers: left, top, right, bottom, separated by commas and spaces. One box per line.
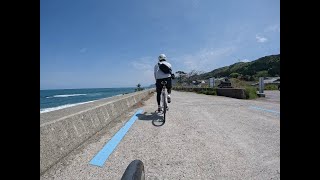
199, 88, 217, 95
244, 86, 258, 99
206, 89, 217, 95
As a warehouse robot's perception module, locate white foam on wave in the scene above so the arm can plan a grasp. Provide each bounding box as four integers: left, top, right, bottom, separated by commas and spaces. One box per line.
40, 100, 96, 114
52, 94, 87, 98
87, 93, 102, 97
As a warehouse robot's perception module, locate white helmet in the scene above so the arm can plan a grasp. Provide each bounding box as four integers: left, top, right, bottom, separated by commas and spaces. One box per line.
158, 54, 167, 61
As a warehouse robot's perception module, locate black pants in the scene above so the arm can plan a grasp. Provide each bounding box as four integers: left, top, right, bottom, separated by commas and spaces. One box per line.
156, 78, 172, 106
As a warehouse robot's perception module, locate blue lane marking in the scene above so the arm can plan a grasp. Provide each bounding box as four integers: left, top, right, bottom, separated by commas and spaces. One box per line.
249, 106, 280, 114
89, 109, 143, 167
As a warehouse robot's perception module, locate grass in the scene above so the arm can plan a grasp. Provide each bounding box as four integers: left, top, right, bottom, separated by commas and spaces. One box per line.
264, 84, 279, 90
229, 78, 255, 88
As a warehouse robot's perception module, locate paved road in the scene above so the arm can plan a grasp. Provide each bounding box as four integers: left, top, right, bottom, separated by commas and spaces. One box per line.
254, 90, 280, 104
41, 90, 280, 180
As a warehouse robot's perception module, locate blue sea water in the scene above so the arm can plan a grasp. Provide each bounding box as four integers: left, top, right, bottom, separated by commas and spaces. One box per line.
40, 88, 137, 113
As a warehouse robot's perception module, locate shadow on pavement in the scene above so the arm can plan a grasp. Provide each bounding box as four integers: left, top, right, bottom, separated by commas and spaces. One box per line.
136, 111, 162, 121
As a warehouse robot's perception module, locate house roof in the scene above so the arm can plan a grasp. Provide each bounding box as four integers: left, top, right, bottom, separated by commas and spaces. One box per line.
264, 77, 280, 83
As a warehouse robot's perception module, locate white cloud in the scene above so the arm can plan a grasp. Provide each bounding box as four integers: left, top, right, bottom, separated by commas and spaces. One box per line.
130, 57, 156, 86
256, 35, 268, 43
240, 59, 250, 62
264, 25, 280, 33
132, 61, 152, 71
171, 47, 236, 72
80, 48, 87, 53
192, 0, 199, 8
131, 57, 154, 70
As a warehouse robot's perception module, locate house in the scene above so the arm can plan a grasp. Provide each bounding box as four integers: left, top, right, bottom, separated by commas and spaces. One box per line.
264, 77, 280, 85
251, 77, 280, 86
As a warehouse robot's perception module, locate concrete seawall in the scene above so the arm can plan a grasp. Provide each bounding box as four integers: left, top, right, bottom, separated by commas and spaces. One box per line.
40, 88, 155, 175
216, 88, 246, 99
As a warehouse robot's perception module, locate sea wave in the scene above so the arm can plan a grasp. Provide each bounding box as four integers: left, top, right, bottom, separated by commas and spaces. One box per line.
40, 100, 96, 114
52, 94, 87, 98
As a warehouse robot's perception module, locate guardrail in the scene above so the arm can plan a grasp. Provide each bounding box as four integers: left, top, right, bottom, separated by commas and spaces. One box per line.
173, 87, 246, 99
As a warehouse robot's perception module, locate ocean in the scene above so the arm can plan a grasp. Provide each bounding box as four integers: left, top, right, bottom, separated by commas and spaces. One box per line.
40, 88, 137, 113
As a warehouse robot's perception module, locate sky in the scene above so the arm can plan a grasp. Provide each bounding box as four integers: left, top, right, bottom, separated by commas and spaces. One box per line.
40, 0, 280, 90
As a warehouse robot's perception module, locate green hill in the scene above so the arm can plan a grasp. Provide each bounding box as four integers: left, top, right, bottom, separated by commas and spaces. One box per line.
196, 54, 280, 80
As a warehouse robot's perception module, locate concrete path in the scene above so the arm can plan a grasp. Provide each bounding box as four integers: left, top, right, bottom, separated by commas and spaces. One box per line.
254, 90, 280, 104
41, 90, 280, 180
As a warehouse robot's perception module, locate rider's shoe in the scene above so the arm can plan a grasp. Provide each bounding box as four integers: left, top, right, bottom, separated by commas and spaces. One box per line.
167, 94, 171, 103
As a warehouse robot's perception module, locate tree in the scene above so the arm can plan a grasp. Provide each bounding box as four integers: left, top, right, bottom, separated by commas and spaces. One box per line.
256, 70, 269, 78
186, 70, 198, 85
176, 71, 187, 84
229, 73, 240, 78
135, 83, 144, 91
240, 75, 252, 81
182, 70, 206, 85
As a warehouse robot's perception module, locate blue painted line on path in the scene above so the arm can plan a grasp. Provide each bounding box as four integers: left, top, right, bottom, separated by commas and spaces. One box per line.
89, 109, 143, 167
